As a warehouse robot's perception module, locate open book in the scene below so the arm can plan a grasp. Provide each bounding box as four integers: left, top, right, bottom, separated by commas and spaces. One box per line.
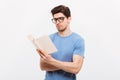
27, 35, 57, 54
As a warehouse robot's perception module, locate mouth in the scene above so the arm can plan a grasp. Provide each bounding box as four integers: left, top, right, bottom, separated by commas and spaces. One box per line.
56, 25, 62, 30
56, 24, 61, 28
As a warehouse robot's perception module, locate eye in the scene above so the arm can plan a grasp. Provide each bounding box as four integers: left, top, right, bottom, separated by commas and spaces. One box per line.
59, 17, 64, 20
54, 18, 58, 21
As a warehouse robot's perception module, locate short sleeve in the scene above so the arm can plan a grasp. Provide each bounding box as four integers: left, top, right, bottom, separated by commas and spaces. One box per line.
73, 38, 85, 58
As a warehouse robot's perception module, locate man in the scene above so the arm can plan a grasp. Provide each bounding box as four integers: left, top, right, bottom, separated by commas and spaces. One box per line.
37, 5, 85, 80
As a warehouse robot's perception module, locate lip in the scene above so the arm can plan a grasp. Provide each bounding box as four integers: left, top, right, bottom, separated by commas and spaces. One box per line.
56, 25, 62, 28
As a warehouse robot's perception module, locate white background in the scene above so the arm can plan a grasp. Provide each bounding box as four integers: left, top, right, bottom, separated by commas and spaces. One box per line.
0, 0, 120, 80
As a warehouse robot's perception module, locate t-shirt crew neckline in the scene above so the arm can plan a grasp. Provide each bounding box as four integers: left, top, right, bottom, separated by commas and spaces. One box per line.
57, 32, 74, 38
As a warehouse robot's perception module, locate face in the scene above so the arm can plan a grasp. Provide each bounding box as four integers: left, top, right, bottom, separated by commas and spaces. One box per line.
52, 13, 71, 32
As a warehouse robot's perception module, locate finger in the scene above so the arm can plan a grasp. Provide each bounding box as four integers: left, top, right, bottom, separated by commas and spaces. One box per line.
36, 49, 46, 58
36, 49, 44, 57
40, 54, 44, 58
37, 49, 48, 57
39, 53, 43, 58
36, 49, 41, 53
36, 49, 40, 53
36, 49, 41, 54
36, 49, 43, 54
40, 53, 47, 60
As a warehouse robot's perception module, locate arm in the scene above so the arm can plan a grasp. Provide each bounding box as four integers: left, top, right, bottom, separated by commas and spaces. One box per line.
40, 58, 59, 71
49, 54, 84, 74
36, 49, 59, 71
37, 49, 84, 74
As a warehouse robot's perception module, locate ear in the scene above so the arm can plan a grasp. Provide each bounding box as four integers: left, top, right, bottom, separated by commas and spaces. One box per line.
68, 17, 71, 23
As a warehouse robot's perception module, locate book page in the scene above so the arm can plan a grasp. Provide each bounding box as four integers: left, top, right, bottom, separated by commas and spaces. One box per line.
27, 35, 39, 48
27, 35, 57, 54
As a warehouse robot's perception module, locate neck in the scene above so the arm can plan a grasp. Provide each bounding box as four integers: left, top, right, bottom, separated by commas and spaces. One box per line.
58, 27, 72, 37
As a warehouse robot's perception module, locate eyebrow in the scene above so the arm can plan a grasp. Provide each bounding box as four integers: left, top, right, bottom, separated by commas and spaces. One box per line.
53, 16, 65, 18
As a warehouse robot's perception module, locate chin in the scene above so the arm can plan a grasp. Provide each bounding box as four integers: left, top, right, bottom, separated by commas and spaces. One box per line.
58, 29, 66, 32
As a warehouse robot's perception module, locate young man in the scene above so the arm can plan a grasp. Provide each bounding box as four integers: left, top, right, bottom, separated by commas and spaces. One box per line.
37, 5, 85, 80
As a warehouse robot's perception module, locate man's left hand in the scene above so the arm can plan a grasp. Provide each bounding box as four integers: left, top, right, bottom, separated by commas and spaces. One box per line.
36, 49, 55, 63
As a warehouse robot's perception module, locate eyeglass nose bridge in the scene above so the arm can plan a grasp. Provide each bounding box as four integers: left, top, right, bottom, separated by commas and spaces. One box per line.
55, 19, 61, 24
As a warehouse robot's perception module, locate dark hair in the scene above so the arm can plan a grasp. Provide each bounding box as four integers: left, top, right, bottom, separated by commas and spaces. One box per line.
51, 5, 71, 18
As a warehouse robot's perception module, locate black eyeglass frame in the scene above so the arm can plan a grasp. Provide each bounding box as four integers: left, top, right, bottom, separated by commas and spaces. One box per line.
51, 17, 66, 24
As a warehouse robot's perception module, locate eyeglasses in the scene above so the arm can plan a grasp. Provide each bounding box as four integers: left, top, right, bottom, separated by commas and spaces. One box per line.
51, 17, 65, 24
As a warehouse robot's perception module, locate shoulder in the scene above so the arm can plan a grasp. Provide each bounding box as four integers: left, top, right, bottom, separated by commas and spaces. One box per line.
72, 32, 84, 42
49, 32, 57, 40
71, 32, 85, 49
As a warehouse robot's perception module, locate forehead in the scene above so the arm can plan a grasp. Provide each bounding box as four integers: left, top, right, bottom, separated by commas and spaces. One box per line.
53, 13, 65, 18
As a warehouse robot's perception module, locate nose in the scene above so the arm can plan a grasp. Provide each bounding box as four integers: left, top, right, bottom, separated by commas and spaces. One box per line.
55, 20, 60, 24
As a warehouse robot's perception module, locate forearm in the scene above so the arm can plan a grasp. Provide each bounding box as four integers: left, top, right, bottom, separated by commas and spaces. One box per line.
37, 49, 83, 73
50, 59, 83, 74
40, 58, 59, 71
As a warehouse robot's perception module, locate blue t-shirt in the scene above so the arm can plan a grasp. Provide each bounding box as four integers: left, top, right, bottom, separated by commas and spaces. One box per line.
45, 32, 85, 80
